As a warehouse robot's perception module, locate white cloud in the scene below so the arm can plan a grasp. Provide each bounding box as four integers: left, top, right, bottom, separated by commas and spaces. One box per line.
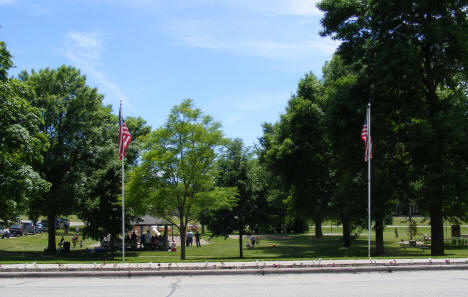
78, 0, 161, 8
168, 18, 338, 60
164, 0, 337, 61
241, 0, 322, 17
60, 31, 130, 108
207, 91, 290, 125
0, 0, 52, 14
64, 31, 103, 60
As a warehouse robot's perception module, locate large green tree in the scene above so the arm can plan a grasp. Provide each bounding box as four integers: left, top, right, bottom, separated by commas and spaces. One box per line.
0, 40, 49, 222
77, 115, 150, 249
128, 99, 226, 260
322, 55, 368, 247
203, 138, 259, 258
260, 73, 330, 237
21, 66, 111, 253
318, 0, 468, 255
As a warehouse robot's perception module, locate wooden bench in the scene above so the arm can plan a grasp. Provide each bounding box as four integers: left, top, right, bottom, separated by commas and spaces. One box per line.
399, 241, 430, 252
399, 241, 410, 251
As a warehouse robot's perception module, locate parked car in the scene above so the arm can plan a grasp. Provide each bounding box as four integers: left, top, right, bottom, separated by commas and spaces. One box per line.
0, 225, 10, 238
9, 224, 25, 236
40, 219, 48, 231
56, 218, 70, 230
33, 222, 43, 233
22, 222, 35, 234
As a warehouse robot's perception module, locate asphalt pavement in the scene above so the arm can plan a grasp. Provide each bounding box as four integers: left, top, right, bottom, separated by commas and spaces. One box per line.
3, 270, 468, 297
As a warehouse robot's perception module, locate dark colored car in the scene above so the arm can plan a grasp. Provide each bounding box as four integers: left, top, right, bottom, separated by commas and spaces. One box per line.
56, 218, 70, 229
40, 219, 48, 231
33, 222, 43, 233
9, 224, 25, 236
22, 222, 35, 234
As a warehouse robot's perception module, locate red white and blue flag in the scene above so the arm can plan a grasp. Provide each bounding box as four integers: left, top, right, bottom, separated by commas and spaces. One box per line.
361, 109, 372, 162
118, 102, 132, 160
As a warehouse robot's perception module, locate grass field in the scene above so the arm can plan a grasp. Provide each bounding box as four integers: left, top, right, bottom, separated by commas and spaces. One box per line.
0, 223, 467, 264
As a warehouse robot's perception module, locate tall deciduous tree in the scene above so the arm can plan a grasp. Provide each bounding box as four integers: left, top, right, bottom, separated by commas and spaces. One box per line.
128, 99, 226, 260
260, 73, 330, 238
21, 66, 110, 253
318, 0, 468, 255
78, 115, 150, 248
204, 138, 259, 258
0, 40, 49, 222
322, 55, 368, 247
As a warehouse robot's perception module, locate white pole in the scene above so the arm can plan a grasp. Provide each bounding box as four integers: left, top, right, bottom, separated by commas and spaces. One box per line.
122, 156, 125, 261
120, 99, 126, 262
368, 102, 371, 259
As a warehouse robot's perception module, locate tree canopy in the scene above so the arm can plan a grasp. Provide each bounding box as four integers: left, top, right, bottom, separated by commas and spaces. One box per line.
21, 66, 113, 252
318, 0, 468, 255
0, 41, 49, 223
128, 99, 229, 260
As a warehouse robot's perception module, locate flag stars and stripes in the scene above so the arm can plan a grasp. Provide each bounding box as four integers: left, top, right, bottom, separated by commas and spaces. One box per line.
118, 102, 132, 160
361, 109, 372, 162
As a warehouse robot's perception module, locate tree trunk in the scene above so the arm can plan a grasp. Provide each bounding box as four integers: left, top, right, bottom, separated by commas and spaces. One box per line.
430, 200, 444, 256
315, 220, 323, 238
110, 233, 115, 259
47, 214, 56, 253
180, 224, 186, 260
374, 217, 384, 256
342, 221, 351, 247
201, 224, 205, 234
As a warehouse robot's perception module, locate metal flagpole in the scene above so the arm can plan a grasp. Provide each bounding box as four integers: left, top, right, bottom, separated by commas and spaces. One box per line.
122, 155, 125, 261
120, 100, 126, 262
368, 102, 371, 259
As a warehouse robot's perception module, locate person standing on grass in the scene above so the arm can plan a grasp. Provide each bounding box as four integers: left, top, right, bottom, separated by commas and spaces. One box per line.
189, 230, 194, 246
250, 235, 256, 248
395, 228, 398, 238
195, 231, 201, 247
72, 232, 79, 248
144, 230, 152, 250
58, 235, 64, 252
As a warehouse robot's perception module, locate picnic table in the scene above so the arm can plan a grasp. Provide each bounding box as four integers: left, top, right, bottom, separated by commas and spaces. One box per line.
399, 240, 430, 252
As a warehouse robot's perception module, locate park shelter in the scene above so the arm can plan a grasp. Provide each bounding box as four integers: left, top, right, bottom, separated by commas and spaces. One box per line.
131, 215, 174, 241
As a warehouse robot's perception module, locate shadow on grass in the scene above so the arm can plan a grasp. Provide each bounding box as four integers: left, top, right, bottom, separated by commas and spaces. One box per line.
0, 250, 110, 263
248, 235, 365, 259
244, 235, 438, 259
1, 235, 465, 263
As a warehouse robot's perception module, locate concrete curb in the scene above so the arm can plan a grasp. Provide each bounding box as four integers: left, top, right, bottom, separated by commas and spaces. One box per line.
0, 264, 467, 278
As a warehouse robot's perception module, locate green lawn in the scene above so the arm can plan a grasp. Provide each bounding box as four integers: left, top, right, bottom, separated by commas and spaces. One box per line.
1, 226, 467, 264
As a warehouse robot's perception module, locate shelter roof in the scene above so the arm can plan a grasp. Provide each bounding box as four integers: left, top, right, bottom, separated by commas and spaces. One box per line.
131, 215, 171, 226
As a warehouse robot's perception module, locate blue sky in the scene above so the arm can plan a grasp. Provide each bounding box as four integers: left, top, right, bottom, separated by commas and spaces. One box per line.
0, 0, 338, 147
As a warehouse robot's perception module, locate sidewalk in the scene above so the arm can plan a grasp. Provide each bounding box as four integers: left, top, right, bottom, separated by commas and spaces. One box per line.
0, 258, 467, 278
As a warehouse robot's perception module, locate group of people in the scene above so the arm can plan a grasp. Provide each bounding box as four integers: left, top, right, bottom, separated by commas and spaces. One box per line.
185, 230, 201, 247
130, 230, 168, 251
57, 228, 82, 254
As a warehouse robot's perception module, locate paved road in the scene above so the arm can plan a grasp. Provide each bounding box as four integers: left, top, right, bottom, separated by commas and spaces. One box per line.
1, 270, 467, 297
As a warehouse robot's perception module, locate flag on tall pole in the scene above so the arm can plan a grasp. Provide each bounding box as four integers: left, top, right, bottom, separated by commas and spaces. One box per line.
361, 109, 372, 162
119, 103, 132, 160
119, 100, 131, 262
362, 103, 372, 258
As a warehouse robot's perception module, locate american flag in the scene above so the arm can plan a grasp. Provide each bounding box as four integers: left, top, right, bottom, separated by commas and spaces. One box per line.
361, 109, 372, 162
118, 102, 132, 160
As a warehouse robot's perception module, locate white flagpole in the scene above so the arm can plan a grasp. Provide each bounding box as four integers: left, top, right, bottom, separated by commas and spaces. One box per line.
122, 154, 125, 261
368, 102, 371, 259
120, 100, 126, 262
